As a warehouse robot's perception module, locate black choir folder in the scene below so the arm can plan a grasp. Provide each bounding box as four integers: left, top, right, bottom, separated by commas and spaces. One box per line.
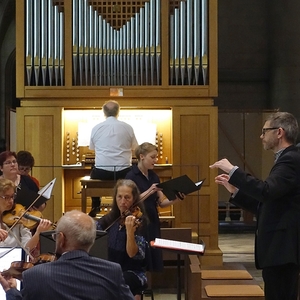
157, 175, 205, 200
151, 238, 205, 254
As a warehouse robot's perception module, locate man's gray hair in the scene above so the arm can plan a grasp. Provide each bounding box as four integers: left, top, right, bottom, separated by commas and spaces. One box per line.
267, 112, 299, 144
56, 210, 96, 252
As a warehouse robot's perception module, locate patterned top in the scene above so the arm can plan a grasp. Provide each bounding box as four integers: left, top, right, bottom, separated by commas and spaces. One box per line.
96, 220, 147, 286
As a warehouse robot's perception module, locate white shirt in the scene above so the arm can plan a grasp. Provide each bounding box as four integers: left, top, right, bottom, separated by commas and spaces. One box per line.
89, 117, 138, 171
0, 223, 32, 248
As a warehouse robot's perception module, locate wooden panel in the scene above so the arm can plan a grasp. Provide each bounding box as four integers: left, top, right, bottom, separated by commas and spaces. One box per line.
181, 194, 210, 224
172, 106, 219, 262
16, 107, 63, 222
64, 168, 90, 211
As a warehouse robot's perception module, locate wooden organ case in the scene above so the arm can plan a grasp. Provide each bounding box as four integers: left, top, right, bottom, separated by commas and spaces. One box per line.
16, 0, 220, 265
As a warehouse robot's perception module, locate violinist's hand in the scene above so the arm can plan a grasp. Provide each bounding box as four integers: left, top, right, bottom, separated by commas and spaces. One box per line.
215, 174, 238, 194
0, 229, 8, 242
0, 273, 16, 292
35, 218, 52, 234
209, 158, 235, 174
124, 215, 138, 234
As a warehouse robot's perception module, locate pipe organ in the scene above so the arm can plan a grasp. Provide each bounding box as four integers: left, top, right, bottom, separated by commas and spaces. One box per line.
24, 0, 208, 87
17, 0, 221, 266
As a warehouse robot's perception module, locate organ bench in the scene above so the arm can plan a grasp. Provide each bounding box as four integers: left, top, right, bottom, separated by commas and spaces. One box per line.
80, 179, 115, 213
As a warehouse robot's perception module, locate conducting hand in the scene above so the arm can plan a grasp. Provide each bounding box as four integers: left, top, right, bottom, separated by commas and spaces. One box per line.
215, 174, 238, 194
209, 158, 235, 173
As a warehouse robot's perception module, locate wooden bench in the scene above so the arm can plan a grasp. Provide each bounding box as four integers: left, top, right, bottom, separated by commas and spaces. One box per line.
80, 179, 115, 213
185, 256, 264, 300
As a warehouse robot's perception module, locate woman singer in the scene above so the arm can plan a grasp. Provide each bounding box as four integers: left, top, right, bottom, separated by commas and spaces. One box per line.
125, 142, 185, 271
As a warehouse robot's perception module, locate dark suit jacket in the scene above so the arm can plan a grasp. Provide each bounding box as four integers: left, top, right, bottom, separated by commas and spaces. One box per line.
6, 250, 134, 300
229, 145, 300, 269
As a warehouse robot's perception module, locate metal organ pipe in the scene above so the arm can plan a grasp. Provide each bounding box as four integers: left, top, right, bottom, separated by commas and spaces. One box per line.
33, 0, 40, 86
25, 0, 32, 85
194, 0, 201, 85
155, 0, 161, 85
201, 0, 208, 85
24, 0, 208, 87
72, 0, 78, 85
186, 0, 193, 85
41, 0, 48, 86
170, 0, 208, 85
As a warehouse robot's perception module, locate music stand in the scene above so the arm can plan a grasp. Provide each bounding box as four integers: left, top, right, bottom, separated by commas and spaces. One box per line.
151, 238, 205, 300
40, 230, 108, 259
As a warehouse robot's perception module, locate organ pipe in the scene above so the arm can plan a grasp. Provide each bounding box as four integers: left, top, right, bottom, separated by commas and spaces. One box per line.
24, 0, 208, 87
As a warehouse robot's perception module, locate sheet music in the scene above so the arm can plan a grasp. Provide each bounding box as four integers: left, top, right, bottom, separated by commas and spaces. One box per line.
38, 178, 56, 199
152, 238, 204, 253
195, 180, 203, 186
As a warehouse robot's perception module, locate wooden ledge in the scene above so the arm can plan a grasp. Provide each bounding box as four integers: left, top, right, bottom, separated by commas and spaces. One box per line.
205, 285, 264, 297
201, 270, 253, 280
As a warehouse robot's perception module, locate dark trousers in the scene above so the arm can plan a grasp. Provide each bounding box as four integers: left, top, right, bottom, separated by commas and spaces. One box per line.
123, 271, 144, 296
89, 167, 131, 208
262, 263, 299, 300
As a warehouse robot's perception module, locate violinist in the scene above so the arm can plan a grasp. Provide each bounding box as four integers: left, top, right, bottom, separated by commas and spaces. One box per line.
0, 178, 51, 251
96, 179, 148, 299
0, 210, 134, 300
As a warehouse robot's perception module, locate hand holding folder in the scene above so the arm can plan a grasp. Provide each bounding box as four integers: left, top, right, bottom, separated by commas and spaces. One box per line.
156, 175, 205, 200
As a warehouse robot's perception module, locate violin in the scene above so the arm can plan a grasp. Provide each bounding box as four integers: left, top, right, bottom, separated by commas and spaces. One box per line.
2, 204, 56, 230
1, 253, 57, 280
119, 206, 143, 228
32, 253, 57, 264
1, 261, 34, 280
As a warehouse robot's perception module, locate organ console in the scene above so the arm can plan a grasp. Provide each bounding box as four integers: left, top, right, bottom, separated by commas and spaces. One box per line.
23, 0, 209, 88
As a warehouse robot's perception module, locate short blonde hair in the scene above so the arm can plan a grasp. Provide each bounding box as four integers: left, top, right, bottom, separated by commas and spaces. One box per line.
135, 142, 157, 161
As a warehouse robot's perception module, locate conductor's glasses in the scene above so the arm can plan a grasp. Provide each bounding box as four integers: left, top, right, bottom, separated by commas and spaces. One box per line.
261, 127, 279, 136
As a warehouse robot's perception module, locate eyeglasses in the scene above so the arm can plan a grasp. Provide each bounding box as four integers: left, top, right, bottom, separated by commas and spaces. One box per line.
51, 232, 61, 241
0, 194, 16, 201
3, 160, 17, 165
261, 127, 279, 136
18, 166, 31, 172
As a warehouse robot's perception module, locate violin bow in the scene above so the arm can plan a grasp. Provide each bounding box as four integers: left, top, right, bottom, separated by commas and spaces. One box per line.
104, 188, 153, 231
7, 181, 54, 233
6, 230, 35, 260
0, 246, 16, 259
